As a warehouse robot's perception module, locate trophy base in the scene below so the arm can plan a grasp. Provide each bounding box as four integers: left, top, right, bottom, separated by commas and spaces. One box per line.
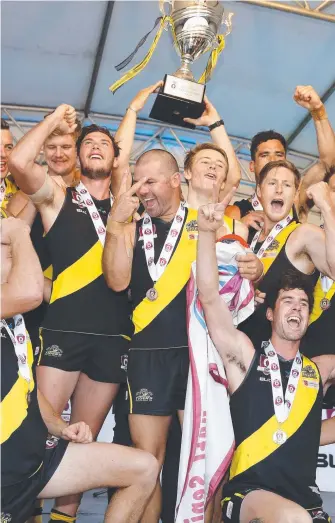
149, 74, 206, 129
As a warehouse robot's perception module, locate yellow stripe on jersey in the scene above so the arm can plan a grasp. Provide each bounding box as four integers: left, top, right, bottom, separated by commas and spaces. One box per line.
50, 240, 103, 304
309, 276, 335, 325
1, 176, 18, 210
132, 208, 198, 335
230, 356, 319, 479
43, 264, 53, 280
261, 222, 300, 276
0, 336, 34, 443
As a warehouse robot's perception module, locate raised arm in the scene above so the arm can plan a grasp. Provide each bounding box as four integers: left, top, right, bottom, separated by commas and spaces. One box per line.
1, 217, 43, 318
184, 96, 241, 195
103, 176, 146, 291
301, 182, 335, 278
111, 81, 163, 196
294, 86, 335, 218
197, 193, 255, 393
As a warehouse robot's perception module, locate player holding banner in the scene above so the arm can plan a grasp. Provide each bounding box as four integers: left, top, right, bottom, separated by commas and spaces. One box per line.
196, 193, 335, 523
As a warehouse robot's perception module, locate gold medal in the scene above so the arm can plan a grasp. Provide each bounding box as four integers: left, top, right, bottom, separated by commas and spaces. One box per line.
320, 297, 331, 311
146, 288, 158, 301
273, 428, 287, 445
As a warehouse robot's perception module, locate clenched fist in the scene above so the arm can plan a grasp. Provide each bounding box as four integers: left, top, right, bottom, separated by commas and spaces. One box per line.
294, 85, 323, 112
52, 104, 78, 135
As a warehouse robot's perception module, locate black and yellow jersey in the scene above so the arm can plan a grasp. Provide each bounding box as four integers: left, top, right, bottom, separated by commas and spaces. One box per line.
130, 207, 198, 349
223, 349, 323, 509
42, 187, 131, 336
238, 229, 319, 348
1, 319, 47, 486
0, 176, 18, 210
301, 276, 335, 358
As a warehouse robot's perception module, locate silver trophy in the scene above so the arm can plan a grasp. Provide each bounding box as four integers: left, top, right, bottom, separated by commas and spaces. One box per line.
150, 0, 232, 128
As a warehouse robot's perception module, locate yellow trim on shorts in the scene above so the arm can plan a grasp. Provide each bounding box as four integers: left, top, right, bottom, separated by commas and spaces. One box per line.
127, 378, 133, 414
38, 328, 44, 365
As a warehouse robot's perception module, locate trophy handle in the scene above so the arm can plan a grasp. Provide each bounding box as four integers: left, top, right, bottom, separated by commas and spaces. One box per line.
221, 11, 234, 37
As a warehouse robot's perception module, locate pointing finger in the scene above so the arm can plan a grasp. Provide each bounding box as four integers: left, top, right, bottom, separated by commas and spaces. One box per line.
126, 177, 147, 196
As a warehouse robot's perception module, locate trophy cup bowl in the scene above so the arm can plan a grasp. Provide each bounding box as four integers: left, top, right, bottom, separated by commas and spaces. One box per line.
149, 0, 225, 128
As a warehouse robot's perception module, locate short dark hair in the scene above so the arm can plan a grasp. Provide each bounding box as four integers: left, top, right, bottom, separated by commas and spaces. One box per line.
324, 165, 335, 185
266, 270, 314, 313
76, 124, 120, 157
136, 149, 179, 175
258, 160, 301, 189
1, 118, 10, 130
250, 130, 287, 161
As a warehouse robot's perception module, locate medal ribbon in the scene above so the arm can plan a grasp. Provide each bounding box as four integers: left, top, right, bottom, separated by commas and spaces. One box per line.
76, 181, 113, 247
1, 315, 31, 383
320, 273, 333, 293
263, 340, 302, 423
251, 192, 262, 211
250, 214, 292, 259
0, 179, 6, 206
142, 202, 186, 283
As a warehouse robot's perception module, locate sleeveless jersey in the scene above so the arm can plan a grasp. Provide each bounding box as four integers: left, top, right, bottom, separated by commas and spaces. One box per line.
238, 230, 319, 348
42, 187, 131, 336
301, 276, 335, 358
1, 319, 47, 486
224, 350, 323, 509
0, 176, 18, 210
130, 207, 198, 349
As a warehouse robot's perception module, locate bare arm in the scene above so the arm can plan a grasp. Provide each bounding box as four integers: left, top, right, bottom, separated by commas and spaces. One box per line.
303, 183, 335, 278
184, 96, 241, 194
103, 222, 135, 291
298, 163, 327, 221
320, 417, 335, 446
1, 218, 43, 318
43, 277, 52, 303
37, 389, 93, 443
111, 81, 163, 196
6, 190, 37, 226
103, 176, 146, 291
197, 199, 255, 392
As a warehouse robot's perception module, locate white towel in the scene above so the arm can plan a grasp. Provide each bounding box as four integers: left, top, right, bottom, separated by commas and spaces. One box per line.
175, 238, 255, 522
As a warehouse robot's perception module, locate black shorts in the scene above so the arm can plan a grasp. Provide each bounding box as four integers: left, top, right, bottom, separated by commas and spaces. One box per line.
221, 490, 332, 523
1, 439, 68, 523
39, 328, 129, 383
127, 347, 189, 415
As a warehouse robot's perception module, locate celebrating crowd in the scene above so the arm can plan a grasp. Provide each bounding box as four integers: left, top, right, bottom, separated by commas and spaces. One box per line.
1, 82, 335, 523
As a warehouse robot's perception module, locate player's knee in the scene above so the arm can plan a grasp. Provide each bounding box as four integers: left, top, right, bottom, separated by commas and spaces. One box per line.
135, 451, 159, 489
277, 506, 312, 523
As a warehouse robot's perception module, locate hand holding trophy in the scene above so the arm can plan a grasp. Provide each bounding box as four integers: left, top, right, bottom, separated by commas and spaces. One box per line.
110, 0, 232, 129
150, 0, 232, 128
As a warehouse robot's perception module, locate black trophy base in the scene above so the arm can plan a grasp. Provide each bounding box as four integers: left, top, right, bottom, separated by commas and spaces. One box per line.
149, 74, 206, 129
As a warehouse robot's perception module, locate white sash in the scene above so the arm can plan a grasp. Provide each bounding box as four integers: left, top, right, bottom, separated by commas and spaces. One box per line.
1, 315, 31, 383
250, 214, 292, 259
75, 181, 113, 247
251, 192, 263, 211
142, 202, 185, 283
263, 340, 302, 422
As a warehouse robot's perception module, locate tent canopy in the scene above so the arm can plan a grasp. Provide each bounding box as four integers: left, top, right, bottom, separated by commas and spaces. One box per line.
2, 0, 335, 198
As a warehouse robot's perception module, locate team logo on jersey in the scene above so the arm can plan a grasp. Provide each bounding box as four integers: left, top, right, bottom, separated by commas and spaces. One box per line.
16, 334, 25, 344
44, 345, 63, 358
135, 388, 153, 402
257, 354, 270, 375
267, 239, 280, 252
186, 219, 198, 232
302, 365, 317, 380
1, 512, 12, 523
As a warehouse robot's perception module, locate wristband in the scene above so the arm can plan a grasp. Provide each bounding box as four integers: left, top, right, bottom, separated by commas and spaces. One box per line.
311, 105, 327, 121
127, 106, 137, 115
208, 119, 224, 131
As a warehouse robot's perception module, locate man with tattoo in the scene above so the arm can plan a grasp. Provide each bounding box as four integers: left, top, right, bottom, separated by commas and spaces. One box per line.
196, 192, 335, 523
